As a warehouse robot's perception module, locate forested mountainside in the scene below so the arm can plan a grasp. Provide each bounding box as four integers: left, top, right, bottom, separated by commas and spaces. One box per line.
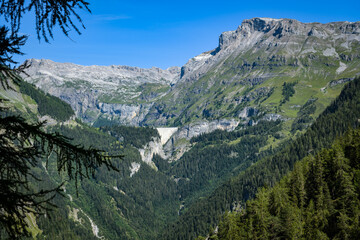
1, 75, 358, 240
161, 77, 360, 239
19, 80, 74, 121
205, 127, 360, 240
0, 81, 178, 239
0, 81, 282, 239
0, 109, 179, 239
1, 18, 360, 240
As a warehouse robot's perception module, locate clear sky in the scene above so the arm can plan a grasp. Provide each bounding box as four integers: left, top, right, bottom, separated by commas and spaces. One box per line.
13, 0, 360, 69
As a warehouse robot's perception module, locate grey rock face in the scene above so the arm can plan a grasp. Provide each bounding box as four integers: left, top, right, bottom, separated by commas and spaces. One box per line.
238, 107, 258, 119
22, 59, 180, 125
177, 119, 239, 139
262, 113, 286, 121
329, 77, 355, 87
178, 18, 360, 85
163, 119, 239, 161
96, 103, 152, 125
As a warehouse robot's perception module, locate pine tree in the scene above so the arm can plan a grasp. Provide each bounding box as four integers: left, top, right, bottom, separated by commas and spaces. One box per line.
247, 188, 271, 239
0, 1, 122, 238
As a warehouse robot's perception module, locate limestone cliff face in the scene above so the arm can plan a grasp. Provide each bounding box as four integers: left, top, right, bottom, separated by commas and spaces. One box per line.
175, 119, 239, 139
136, 120, 239, 165
163, 119, 240, 161
22, 59, 180, 125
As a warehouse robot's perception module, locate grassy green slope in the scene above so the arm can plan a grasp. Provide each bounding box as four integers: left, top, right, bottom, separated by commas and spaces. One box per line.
149, 35, 360, 127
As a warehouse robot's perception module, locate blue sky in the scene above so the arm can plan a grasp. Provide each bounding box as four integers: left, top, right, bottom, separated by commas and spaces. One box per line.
13, 0, 360, 69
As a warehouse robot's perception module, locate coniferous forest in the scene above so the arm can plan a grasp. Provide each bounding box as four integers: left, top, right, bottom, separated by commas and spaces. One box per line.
19, 80, 74, 121
1, 1, 360, 239
161, 77, 360, 239
205, 127, 360, 239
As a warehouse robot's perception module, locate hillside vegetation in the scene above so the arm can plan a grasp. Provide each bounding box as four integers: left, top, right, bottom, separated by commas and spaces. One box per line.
207, 128, 360, 239
1, 76, 359, 240
161, 77, 360, 239
19, 80, 74, 121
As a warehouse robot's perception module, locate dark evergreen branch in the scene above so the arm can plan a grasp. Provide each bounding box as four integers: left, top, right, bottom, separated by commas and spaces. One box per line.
1, 0, 90, 42
0, 113, 121, 238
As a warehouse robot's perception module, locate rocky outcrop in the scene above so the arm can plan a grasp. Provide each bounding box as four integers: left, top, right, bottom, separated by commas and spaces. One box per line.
97, 103, 153, 125
138, 137, 165, 169
175, 119, 239, 140
24, 59, 180, 86
329, 77, 355, 87
238, 107, 258, 119
137, 128, 179, 167
129, 162, 141, 177
163, 119, 239, 161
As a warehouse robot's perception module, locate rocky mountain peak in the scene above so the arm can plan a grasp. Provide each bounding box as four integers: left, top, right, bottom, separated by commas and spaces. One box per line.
219, 18, 360, 50
219, 18, 309, 50
240, 17, 284, 33
179, 18, 360, 83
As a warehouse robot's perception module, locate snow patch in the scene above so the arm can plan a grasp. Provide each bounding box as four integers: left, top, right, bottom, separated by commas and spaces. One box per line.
336, 61, 347, 74
157, 127, 178, 145
129, 162, 141, 177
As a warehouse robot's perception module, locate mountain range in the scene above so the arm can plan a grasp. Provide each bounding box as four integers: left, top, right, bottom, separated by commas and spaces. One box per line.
23, 17, 360, 127
1, 17, 360, 239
